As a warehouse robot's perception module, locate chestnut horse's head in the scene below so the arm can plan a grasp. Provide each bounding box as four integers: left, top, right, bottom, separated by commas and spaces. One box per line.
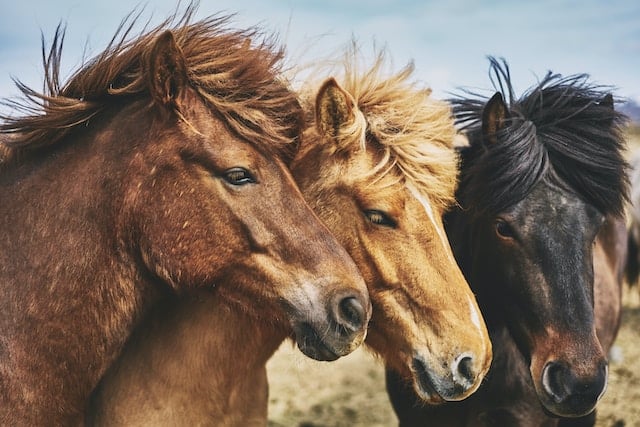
451, 58, 629, 417
292, 51, 491, 403
0, 14, 370, 361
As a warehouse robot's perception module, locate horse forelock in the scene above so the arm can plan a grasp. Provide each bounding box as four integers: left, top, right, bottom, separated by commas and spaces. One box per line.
453, 57, 629, 218
301, 45, 459, 211
0, 4, 303, 166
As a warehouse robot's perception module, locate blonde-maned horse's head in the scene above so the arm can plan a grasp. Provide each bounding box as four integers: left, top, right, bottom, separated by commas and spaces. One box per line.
291, 49, 491, 403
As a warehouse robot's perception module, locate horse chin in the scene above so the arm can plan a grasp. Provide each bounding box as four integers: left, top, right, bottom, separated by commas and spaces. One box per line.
535, 386, 602, 418
538, 397, 599, 419
411, 376, 445, 405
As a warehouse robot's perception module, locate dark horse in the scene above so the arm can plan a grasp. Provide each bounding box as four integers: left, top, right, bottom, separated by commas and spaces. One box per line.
625, 151, 640, 287
386, 58, 629, 426
0, 9, 371, 425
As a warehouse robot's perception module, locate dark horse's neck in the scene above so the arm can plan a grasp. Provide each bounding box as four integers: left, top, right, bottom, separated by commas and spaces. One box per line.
87, 290, 288, 425
444, 209, 502, 330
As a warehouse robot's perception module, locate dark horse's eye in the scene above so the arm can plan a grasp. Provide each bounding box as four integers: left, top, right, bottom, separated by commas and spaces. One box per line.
495, 219, 515, 239
364, 209, 397, 228
223, 168, 256, 185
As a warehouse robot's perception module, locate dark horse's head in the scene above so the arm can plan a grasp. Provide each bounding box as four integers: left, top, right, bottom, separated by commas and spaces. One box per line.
450, 58, 628, 417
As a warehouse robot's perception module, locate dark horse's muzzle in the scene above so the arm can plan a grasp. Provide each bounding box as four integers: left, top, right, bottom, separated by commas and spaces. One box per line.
540, 358, 608, 417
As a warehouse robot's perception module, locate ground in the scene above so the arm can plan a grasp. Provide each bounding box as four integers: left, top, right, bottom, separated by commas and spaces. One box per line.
266, 288, 640, 427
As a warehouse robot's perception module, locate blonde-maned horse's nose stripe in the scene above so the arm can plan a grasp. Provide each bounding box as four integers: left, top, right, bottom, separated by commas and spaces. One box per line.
406, 183, 454, 263
467, 295, 483, 335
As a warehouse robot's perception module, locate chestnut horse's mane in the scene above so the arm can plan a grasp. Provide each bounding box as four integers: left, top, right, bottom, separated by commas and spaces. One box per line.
300, 43, 459, 211
0, 4, 302, 166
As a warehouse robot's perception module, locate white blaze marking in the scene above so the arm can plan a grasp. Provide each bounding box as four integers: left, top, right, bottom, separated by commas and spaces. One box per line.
467, 295, 483, 333
406, 183, 453, 262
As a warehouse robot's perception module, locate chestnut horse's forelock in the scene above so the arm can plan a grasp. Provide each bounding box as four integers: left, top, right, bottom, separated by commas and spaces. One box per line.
0, 5, 302, 165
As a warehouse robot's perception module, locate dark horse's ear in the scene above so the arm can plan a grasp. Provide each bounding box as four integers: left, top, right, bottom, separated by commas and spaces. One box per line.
147, 30, 189, 109
600, 93, 614, 110
599, 93, 616, 127
482, 92, 508, 145
315, 77, 360, 146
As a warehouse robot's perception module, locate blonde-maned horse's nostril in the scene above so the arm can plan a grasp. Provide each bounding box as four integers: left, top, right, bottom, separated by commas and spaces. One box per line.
452, 353, 476, 389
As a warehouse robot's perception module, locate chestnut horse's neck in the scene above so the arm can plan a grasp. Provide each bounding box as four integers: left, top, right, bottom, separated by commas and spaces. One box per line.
0, 104, 159, 424
88, 291, 287, 426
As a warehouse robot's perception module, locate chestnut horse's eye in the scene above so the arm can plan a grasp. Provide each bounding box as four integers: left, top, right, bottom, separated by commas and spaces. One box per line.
364, 209, 397, 228
495, 219, 515, 239
223, 168, 256, 185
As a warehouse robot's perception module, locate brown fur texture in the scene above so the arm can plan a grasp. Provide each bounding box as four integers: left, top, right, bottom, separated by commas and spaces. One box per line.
86, 46, 492, 426
0, 8, 370, 425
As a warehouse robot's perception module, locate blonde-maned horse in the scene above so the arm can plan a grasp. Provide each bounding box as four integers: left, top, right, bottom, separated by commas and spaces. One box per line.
88, 46, 492, 425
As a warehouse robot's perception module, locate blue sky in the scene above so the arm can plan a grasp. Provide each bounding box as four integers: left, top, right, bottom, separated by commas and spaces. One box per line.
1, 0, 639, 113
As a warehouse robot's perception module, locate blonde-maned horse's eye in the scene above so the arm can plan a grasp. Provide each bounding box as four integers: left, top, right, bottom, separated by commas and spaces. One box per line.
364, 209, 397, 228
223, 167, 256, 185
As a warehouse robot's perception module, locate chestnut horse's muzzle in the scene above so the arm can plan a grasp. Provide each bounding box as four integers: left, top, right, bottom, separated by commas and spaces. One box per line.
291, 291, 370, 361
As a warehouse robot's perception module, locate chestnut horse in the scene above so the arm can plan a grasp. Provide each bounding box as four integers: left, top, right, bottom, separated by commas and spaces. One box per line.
87, 49, 492, 425
386, 58, 629, 426
0, 10, 372, 425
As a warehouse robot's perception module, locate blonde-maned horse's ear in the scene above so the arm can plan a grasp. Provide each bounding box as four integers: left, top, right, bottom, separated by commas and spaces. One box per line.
315, 77, 358, 144
147, 30, 189, 109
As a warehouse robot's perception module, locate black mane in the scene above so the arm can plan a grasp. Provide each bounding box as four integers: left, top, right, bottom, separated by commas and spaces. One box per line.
452, 57, 629, 218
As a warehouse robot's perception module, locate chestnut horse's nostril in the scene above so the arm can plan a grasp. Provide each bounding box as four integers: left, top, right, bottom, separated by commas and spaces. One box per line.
337, 296, 365, 333
451, 354, 476, 391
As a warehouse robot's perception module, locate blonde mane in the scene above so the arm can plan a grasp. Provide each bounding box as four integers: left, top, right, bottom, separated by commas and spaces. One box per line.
302, 45, 459, 210
0, 5, 302, 164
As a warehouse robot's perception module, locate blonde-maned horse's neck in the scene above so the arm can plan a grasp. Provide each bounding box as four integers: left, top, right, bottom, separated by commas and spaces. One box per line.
90, 291, 286, 426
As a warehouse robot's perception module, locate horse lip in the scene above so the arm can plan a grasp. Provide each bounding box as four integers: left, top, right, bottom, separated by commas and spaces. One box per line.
294, 322, 340, 361
411, 357, 444, 403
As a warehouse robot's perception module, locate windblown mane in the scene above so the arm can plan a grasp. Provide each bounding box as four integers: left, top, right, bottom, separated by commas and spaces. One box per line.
301, 45, 459, 210
452, 57, 629, 218
0, 4, 302, 165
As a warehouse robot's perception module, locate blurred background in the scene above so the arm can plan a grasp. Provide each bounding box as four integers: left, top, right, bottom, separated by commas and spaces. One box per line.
1, 0, 639, 122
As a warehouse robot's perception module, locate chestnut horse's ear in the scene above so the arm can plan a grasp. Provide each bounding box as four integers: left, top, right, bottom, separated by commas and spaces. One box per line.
147, 30, 188, 108
315, 77, 359, 144
482, 92, 508, 145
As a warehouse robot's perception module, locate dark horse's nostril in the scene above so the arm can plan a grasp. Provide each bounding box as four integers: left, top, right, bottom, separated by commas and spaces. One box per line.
337, 296, 365, 332
541, 359, 608, 416
542, 361, 570, 402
